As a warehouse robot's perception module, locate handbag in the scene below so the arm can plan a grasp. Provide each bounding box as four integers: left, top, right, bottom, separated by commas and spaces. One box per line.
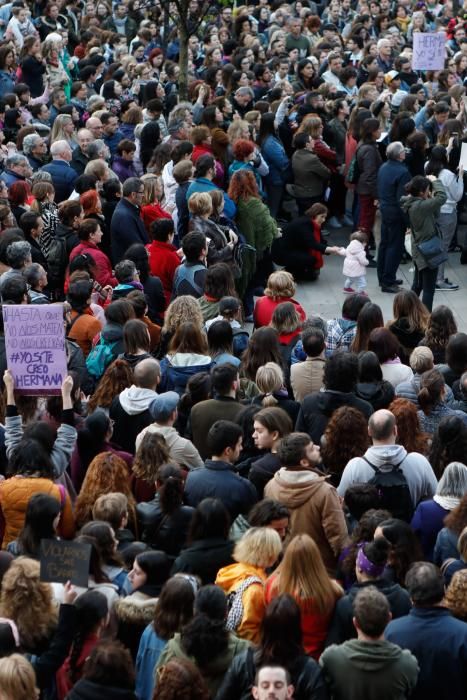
415, 228, 448, 270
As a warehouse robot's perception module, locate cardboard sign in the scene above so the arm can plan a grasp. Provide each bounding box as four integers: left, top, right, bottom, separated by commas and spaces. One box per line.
40, 539, 91, 587
412, 32, 446, 71
2, 304, 67, 395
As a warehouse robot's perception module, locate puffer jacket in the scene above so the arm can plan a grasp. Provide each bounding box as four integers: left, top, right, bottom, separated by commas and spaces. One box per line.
159, 352, 213, 395
400, 179, 447, 271
0, 477, 75, 548
215, 645, 328, 700
342, 239, 368, 278
215, 562, 268, 644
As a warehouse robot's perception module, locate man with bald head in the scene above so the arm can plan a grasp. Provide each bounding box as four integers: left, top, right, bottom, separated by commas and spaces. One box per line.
71, 128, 95, 175
109, 357, 161, 454
338, 409, 437, 517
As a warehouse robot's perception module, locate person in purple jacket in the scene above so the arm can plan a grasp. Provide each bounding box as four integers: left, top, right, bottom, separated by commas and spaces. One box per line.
112, 139, 138, 183
411, 461, 467, 561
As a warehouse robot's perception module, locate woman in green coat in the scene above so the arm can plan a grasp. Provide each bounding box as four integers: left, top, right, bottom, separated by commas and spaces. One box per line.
228, 169, 278, 317
400, 175, 447, 311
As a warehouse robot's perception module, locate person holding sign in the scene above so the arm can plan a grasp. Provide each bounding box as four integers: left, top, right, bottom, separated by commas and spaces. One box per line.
0, 372, 75, 549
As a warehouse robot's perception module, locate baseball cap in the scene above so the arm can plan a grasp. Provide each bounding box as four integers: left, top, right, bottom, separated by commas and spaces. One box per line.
149, 392, 179, 421
220, 296, 240, 314
384, 70, 400, 85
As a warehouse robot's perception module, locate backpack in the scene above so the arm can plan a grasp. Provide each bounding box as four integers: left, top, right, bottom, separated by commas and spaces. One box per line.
363, 456, 413, 522
86, 335, 118, 379
226, 576, 264, 633
46, 236, 68, 291
346, 147, 361, 185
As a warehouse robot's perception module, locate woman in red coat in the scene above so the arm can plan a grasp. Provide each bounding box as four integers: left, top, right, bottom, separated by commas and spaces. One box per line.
69, 219, 117, 289
253, 270, 306, 329
140, 174, 171, 235
146, 218, 181, 305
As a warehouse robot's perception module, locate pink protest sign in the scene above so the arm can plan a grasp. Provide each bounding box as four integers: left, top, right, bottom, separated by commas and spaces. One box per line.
2, 304, 67, 395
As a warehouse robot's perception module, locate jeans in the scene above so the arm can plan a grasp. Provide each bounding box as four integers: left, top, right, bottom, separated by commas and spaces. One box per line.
344, 275, 366, 290
436, 211, 457, 282
378, 210, 405, 286
412, 264, 438, 311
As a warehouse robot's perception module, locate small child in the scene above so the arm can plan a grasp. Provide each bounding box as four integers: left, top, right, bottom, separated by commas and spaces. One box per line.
342, 231, 369, 294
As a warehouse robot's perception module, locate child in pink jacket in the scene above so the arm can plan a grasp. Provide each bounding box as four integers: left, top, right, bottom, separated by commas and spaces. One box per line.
342, 231, 369, 294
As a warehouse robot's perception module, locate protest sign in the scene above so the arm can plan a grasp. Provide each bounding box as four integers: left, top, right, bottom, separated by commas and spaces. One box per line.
2, 304, 67, 395
412, 32, 446, 71
40, 539, 91, 587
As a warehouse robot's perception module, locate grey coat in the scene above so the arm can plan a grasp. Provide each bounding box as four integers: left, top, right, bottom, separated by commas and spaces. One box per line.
289, 148, 330, 198
400, 179, 447, 271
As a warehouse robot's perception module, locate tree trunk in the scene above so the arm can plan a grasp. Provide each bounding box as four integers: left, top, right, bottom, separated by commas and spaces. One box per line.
178, 23, 189, 101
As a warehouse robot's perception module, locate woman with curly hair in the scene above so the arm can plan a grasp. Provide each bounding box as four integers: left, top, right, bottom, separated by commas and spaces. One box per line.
444, 569, 467, 621
157, 296, 205, 360
0, 557, 58, 653
429, 416, 467, 479
87, 359, 134, 414
337, 508, 391, 590
321, 406, 370, 487
387, 290, 429, 362
153, 659, 210, 700
71, 409, 133, 492
388, 397, 431, 455
419, 305, 458, 364
434, 493, 467, 567
131, 432, 170, 503
74, 452, 137, 531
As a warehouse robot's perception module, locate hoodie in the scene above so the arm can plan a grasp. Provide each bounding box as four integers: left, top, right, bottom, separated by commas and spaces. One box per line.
66, 679, 137, 700
337, 444, 438, 508
264, 468, 348, 574
342, 239, 369, 278
110, 386, 158, 455
215, 562, 267, 643
320, 639, 419, 700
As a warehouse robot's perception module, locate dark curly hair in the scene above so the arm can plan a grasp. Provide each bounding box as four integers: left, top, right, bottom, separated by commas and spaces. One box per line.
339, 509, 392, 585
153, 658, 210, 700
420, 305, 457, 360
378, 518, 423, 586
321, 406, 370, 486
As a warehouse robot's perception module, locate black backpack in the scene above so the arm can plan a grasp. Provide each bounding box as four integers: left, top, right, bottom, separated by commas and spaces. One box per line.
362, 456, 414, 522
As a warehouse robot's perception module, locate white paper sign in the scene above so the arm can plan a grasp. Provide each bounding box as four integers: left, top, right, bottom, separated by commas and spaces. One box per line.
412, 32, 446, 71
459, 142, 467, 171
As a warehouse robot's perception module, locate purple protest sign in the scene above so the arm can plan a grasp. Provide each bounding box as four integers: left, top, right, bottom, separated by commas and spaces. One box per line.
2, 304, 67, 395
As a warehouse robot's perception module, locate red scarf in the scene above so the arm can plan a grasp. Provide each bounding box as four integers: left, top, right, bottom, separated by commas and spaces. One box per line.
310, 219, 324, 269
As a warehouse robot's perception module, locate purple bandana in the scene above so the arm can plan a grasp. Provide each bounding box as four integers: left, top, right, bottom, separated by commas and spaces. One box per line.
356, 544, 385, 578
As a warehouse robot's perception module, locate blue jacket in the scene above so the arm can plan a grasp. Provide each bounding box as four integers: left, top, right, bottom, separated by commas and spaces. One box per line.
186, 177, 236, 219
110, 197, 149, 264
41, 159, 78, 203
136, 624, 167, 700
260, 134, 290, 186
159, 355, 214, 395
433, 526, 459, 567
377, 159, 411, 215
0, 169, 26, 188
0, 69, 15, 97
410, 499, 449, 561
185, 459, 258, 520
385, 607, 467, 700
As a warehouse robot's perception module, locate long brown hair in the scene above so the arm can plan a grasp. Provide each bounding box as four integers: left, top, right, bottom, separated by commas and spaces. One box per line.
321, 406, 370, 483
269, 534, 342, 614
132, 432, 170, 484
168, 322, 208, 355
390, 290, 429, 333
388, 398, 430, 454
227, 169, 260, 202
87, 359, 134, 413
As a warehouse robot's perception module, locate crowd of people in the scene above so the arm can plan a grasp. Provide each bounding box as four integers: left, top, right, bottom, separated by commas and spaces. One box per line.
0, 0, 466, 699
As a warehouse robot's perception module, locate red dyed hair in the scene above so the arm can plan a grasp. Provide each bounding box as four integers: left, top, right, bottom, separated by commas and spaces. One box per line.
232, 139, 255, 160
227, 169, 260, 203
8, 180, 31, 207
80, 189, 100, 215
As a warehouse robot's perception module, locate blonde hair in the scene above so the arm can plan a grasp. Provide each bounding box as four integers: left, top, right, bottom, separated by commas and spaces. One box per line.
0, 654, 38, 700
256, 362, 284, 406
188, 191, 213, 217
141, 174, 162, 206
92, 492, 129, 530
227, 119, 250, 144
270, 534, 343, 614
265, 270, 296, 299
233, 527, 282, 568
50, 114, 74, 145
162, 295, 204, 335
444, 569, 467, 621
0, 557, 57, 650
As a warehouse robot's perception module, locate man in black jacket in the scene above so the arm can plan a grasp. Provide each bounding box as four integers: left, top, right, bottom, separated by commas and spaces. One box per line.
295, 351, 373, 443
110, 178, 149, 264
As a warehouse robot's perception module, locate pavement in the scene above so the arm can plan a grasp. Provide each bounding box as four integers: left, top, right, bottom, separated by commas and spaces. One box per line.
292, 225, 467, 330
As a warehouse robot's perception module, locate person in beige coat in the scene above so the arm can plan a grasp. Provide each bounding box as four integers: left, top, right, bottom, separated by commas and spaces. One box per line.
264, 432, 348, 574
291, 328, 326, 402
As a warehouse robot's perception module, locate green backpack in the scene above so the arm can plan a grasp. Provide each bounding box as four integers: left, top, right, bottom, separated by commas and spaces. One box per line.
86, 336, 118, 379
